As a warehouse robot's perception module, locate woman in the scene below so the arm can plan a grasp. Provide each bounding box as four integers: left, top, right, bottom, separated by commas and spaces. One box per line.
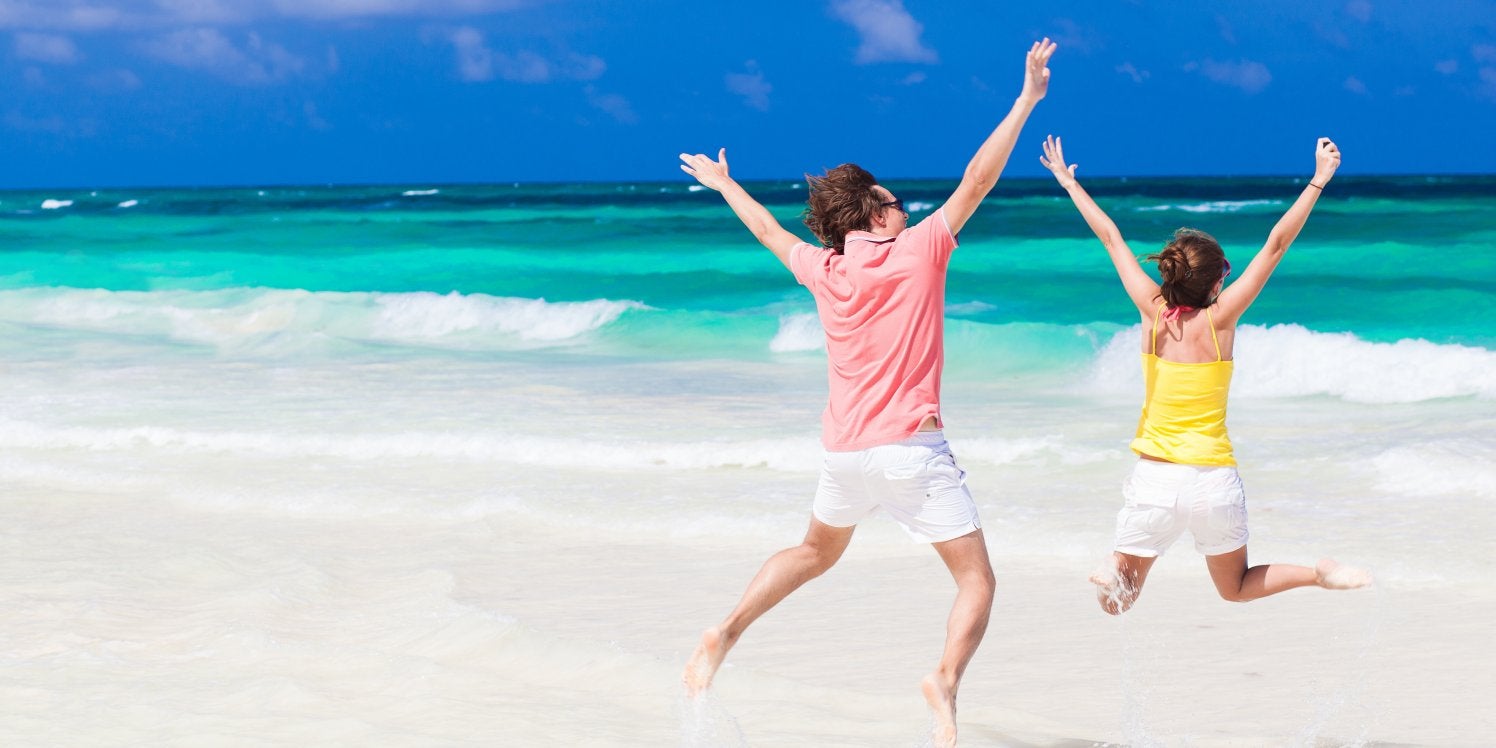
1039, 134, 1371, 614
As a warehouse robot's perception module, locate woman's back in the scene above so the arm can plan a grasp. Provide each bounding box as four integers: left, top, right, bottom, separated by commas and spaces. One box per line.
1135, 304, 1235, 466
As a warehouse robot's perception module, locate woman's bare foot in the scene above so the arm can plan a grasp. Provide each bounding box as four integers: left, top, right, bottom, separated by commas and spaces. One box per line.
1315, 558, 1372, 590
920, 672, 958, 748
1090, 562, 1133, 615
682, 626, 734, 697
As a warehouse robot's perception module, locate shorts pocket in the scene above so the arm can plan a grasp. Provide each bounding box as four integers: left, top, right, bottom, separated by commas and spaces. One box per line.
883, 453, 965, 500
1121, 479, 1177, 533
1205, 479, 1247, 534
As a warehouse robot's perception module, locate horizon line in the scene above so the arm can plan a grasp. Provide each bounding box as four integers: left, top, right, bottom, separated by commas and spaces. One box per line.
2, 171, 1493, 194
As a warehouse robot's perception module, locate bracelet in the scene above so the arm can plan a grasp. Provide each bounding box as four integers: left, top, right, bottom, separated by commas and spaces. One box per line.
1307, 181, 1324, 190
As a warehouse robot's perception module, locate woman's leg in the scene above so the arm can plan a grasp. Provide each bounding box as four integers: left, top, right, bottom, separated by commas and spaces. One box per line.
1091, 551, 1157, 615
1204, 546, 1370, 602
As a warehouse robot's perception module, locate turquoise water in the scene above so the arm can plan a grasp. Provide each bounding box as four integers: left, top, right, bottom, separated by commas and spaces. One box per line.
3, 177, 1491, 351
2, 176, 1493, 391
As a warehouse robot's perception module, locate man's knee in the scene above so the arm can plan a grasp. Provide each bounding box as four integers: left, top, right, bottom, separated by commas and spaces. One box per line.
958, 563, 996, 599
799, 540, 845, 575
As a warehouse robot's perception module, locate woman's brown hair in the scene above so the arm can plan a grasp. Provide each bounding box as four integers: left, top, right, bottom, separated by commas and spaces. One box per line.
802, 164, 884, 252
1146, 228, 1228, 309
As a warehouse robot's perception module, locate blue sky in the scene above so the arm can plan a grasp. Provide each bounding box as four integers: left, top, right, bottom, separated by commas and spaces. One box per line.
3, 0, 1494, 188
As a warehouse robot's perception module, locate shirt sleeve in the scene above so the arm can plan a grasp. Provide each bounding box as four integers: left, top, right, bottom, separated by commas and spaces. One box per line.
788, 242, 829, 290
901, 208, 959, 268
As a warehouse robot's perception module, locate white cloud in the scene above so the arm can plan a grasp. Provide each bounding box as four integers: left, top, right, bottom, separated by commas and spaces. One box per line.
1185, 58, 1271, 94
14, 32, 80, 63
1049, 18, 1099, 54
899, 71, 925, 85
4, 109, 97, 136
830, 0, 937, 65
1215, 15, 1236, 45
1116, 62, 1148, 84
1345, 0, 1373, 23
269, 0, 525, 21
1474, 45, 1496, 64
1480, 67, 1496, 102
304, 101, 330, 130
446, 26, 495, 81
87, 68, 142, 91
0, 1, 527, 30
725, 61, 771, 111
584, 85, 636, 124
1435, 59, 1458, 75
1344, 76, 1368, 95
142, 28, 305, 85
431, 26, 603, 84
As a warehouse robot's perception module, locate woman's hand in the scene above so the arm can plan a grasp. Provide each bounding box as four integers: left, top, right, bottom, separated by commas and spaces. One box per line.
1039, 134, 1079, 188
1314, 138, 1341, 185
679, 148, 734, 192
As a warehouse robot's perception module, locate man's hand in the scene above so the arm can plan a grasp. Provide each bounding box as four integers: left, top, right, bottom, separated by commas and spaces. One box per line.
679, 148, 734, 192
1020, 38, 1057, 103
1314, 138, 1341, 184
1039, 134, 1078, 189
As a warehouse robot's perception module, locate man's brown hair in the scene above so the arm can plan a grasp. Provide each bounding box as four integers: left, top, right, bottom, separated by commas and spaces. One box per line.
802, 164, 884, 252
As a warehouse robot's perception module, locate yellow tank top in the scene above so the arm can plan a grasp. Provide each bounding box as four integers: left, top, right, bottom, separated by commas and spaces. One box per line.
1129, 304, 1236, 466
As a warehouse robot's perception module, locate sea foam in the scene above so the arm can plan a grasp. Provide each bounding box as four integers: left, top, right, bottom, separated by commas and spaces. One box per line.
0, 288, 647, 353
1088, 323, 1496, 403
768, 313, 824, 352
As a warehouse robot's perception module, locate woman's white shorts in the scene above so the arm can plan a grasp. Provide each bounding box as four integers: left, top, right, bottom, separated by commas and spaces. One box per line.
812, 431, 981, 544
1114, 458, 1249, 558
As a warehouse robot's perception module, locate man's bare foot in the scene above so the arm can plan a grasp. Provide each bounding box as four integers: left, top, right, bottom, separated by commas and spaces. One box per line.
682, 626, 733, 697
920, 673, 957, 748
1316, 558, 1372, 590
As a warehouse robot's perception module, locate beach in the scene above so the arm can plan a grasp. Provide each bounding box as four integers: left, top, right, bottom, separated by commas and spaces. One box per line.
0, 179, 1493, 745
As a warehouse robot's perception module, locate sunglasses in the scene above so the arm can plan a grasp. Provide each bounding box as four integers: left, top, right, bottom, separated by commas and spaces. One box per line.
1222, 258, 1232, 279
881, 198, 906, 214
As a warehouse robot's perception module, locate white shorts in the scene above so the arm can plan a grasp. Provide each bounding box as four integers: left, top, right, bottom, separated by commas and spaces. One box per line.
812, 431, 981, 544
1113, 459, 1249, 558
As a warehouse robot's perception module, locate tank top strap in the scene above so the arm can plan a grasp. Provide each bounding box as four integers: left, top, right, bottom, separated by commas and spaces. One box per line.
1205, 306, 1223, 362
1150, 303, 1166, 355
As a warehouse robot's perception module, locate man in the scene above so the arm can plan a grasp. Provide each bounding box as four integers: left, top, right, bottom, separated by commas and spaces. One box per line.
679, 38, 1056, 747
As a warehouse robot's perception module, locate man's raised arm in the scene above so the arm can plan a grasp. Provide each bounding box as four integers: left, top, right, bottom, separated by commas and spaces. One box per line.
941, 38, 1057, 237
680, 148, 803, 269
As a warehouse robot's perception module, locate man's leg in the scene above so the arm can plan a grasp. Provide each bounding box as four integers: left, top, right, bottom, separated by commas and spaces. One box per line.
682, 516, 855, 695
920, 528, 995, 748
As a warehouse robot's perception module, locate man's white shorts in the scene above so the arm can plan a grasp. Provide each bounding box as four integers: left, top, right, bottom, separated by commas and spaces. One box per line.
1114, 458, 1249, 558
812, 431, 981, 544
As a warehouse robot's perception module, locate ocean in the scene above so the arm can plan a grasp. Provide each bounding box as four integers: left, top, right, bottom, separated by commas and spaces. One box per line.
2, 177, 1493, 745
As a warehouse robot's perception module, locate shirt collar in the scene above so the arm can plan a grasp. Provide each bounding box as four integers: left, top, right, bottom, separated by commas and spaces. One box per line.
844, 230, 896, 246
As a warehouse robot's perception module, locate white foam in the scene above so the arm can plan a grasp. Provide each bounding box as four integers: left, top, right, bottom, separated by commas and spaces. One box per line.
1372, 441, 1496, 499
0, 418, 824, 473
906, 200, 935, 212
117, 199, 138, 208
401, 189, 439, 196
1136, 199, 1281, 213
946, 300, 996, 315
0, 288, 647, 352
768, 313, 824, 352
1088, 323, 1496, 403
40, 199, 73, 209
687, 185, 706, 192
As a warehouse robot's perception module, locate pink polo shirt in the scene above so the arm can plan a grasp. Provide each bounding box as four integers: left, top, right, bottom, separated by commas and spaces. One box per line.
788, 210, 958, 451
